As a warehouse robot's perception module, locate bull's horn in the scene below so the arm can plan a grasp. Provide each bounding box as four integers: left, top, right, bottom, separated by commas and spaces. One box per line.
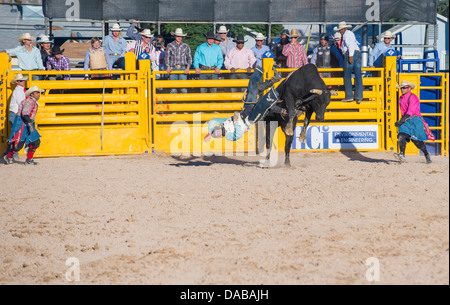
310, 89, 323, 95
329, 90, 338, 96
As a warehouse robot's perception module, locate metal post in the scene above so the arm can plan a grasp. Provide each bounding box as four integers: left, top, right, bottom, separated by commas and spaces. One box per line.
361, 25, 369, 67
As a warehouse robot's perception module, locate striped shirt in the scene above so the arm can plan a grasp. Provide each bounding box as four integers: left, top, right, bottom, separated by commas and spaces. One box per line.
126, 40, 156, 61
18, 96, 39, 121
165, 41, 192, 68
46, 55, 71, 80
282, 43, 308, 68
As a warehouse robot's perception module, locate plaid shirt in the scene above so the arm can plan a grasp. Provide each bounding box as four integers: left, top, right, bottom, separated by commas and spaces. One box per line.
165, 41, 192, 69
18, 97, 39, 121
282, 43, 308, 68
46, 55, 71, 80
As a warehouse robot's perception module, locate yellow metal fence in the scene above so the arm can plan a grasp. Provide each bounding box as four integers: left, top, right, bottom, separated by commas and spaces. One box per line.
0, 53, 448, 158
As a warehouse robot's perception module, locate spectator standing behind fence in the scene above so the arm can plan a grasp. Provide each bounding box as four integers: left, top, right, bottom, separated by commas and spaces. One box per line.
1, 33, 44, 79
214, 34, 222, 46
218, 25, 235, 60
166, 28, 192, 94
272, 29, 290, 68
282, 29, 308, 69
38, 35, 52, 69
368, 30, 401, 68
3, 73, 28, 161
251, 33, 270, 68
330, 32, 344, 69
394, 81, 433, 164
224, 35, 256, 93
193, 32, 224, 94
104, 23, 127, 69
335, 21, 363, 104
84, 37, 112, 78
46, 46, 70, 80
126, 29, 155, 69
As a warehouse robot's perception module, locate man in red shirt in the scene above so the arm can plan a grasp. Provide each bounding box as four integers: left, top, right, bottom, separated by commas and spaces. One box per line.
282, 29, 308, 69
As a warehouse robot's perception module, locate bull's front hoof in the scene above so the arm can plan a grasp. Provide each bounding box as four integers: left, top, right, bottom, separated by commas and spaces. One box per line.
285, 123, 294, 136
299, 132, 306, 143
284, 160, 291, 167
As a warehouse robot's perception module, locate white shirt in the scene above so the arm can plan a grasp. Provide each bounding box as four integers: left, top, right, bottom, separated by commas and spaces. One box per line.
10, 85, 26, 114
224, 47, 256, 70
341, 30, 360, 57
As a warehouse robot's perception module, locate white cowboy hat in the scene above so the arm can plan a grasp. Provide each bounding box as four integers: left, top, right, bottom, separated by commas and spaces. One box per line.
255, 33, 267, 40
396, 80, 416, 90
38, 35, 52, 43
139, 29, 153, 38
25, 85, 44, 97
11, 73, 28, 84
217, 25, 229, 34
334, 21, 353, 31
333, 32, 342, 41
18, 33, 36, 42
110, 23, 122, 32
382, 30, 396, 39
170, 28, 187, 37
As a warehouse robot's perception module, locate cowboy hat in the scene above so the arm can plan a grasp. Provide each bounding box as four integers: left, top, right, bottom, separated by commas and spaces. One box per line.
18, 33, 36, 42
254, 33, 267, 40
170, 28, 187, 37
205, 32, 215, 39
110, 23, 122, 31
287, 29, 300, 38
334, 21, 353, 31
382, 30, 396, 39
38, 35, 52, 43
25, 85, 44, 97
233, 35, 247, 44
11, 73, 28, 84
51, 45, 64, 55
214, 34, 223, 42
217, 25, 229, 34
139, 29, 153, 38
333, 32, 342, 41
396, 80, 416, 90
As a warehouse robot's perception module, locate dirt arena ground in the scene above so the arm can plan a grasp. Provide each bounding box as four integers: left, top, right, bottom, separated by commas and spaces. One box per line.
0, 151, 448, 285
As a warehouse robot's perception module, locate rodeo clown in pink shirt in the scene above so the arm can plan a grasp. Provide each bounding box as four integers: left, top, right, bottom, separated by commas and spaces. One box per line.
394, 81, 434, 164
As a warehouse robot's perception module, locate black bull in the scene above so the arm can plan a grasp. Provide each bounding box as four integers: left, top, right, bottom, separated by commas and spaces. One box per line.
263, 64, 335, 167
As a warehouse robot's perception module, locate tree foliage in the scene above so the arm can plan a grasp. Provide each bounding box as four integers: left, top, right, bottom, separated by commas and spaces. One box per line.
438, 0, 449, 18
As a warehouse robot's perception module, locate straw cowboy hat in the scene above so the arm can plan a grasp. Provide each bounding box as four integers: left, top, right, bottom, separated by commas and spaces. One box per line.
217, 25, 229, 34
139, 29, 153, 38
396, 80, 416, 90
233, 35, 247, 44
11, 73, 28, 84
383, 30, 396, 39
334, 21, 353, 31
287, 29, 300, 38
18, 33, 36, 42
25, 85, 44, 97
254, 33, 267, 40
333, 32, 342, 41
170, 28, 187, 37
110, 23, 122, 32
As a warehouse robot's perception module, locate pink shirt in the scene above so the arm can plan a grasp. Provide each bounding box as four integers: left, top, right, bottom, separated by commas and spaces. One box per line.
282, 43, 308, 68
224, 47, 256, 70
400, 92, 421, 117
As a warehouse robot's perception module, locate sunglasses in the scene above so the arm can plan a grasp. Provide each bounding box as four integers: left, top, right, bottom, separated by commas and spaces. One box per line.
401, 86, 410, 89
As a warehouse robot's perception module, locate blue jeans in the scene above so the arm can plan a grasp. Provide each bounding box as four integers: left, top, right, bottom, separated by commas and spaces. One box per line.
169, 66, 188, 94
199, 70, 219, 93
241, 68, 263, 119
344, 51, 363, 100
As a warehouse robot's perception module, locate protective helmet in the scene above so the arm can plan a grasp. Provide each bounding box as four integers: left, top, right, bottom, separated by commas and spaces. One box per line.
319, 34, 329, 41
280, 29, 289, 36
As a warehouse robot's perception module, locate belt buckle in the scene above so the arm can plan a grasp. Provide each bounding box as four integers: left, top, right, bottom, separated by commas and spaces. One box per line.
175, 64, 182, 69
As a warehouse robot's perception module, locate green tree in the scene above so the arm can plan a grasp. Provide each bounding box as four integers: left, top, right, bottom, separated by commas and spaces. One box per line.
438, 0, 449, 18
